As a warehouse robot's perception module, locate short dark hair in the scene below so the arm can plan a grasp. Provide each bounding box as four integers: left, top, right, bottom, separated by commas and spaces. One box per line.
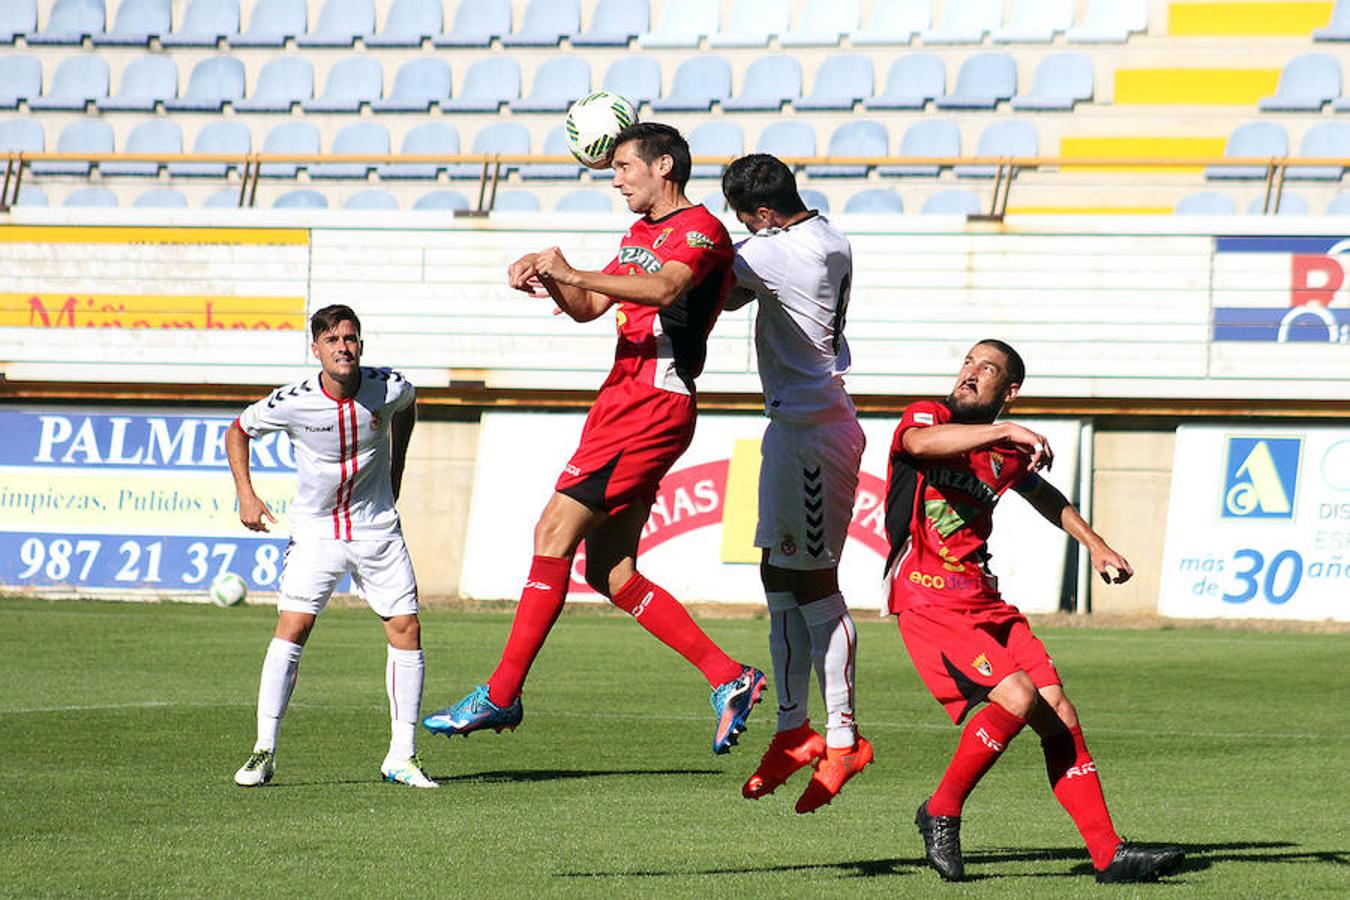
976, 338, 1025, 386
614, 122, 691, 190
310, 304, 361, 341
721, 154, 808, 217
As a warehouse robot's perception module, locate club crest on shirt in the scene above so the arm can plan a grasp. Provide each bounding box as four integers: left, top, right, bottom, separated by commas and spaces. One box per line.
653, 226, 674, 249
990, 451, 1004, 478
780, 535, 797, 557
971, 653, 993, 677
686, 231, 715, 250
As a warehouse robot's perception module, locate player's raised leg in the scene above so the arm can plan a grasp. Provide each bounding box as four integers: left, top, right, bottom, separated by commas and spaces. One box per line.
235, 611, 313, 786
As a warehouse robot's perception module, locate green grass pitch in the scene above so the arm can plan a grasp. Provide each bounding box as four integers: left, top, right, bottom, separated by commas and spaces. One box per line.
1, 598, 1346, 898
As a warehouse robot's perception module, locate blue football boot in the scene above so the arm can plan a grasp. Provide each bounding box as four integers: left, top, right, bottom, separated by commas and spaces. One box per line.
423, 684, 523, 737
710, 665, 767, 754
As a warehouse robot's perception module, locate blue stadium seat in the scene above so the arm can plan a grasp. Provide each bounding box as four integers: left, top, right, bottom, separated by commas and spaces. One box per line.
16, 186, 49, 206
796, 55, 873, 111
503, 0, 579, 46
259, 120, 319, 177
936, 52, 1017, 109
556, 189, 612, 213
710, 0, 790, 48
994, 0, 1072, 43
639, 0, 719, 48
1262, 54, 1340, 111
1327, 192, 1350, 213
344, 189, 399, 210
274, 189, 328, 209
311, 121, 389, 179
512, 57, 590, 113
603, 56, 662, 106
688, 120, 743, 178
235, 56, 313, 112
1287, 121, 1350, 180
852, 0, 929, 46
303, 57, 382, 112
0, 117, 44, 154
133, 187, 188, 208
807, 120, 887, 178
448, 121, 530, 178
494, 190, 541, 212
433, 0, 509, 47
520, 126, 583, 180
379, 120, 459, 179
1247, 192, 1308, 215
161, 0, 238, 46
844, 188, 903, 214
29, 54, 108, 110
1067, 0, 1147, 43
955, 120, 1038, 178
167, 120, 250, 177
166, 55, 245, 111
103, 118, 180, 175
0, 56, 41, 109
64, 186, 119, 207
414, 190, 471, 211
27, 0, 104, 45
1, 1, 37, 42
97, 54, 177, 111
203, 188, 239, 208
1012, 52, 1094, 111
755, 121, 815, 159
799, 189, 829, 212
442, 57, 520, 112
880, 118, 959, 177
650, 55, 731, 112
723, 55, 801, 112
921, 189, 982, 215
32, 118, 111, 175
231, 0, 305, 47
1206, 122, 1288, 180
1315, 0, 1350, 40
923, 0, 1002, 44
365, 0, 441, 46
298, 0, 374, 46
781, 0, 859, 47
572, 0, 649, 47
371, 58, 451, 112
94, 0, 169, 45
864, 54, 944, 110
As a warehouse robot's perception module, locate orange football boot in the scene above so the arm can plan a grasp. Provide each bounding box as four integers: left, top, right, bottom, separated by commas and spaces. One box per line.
795, 736, 874, 814
742, 722, 826, 799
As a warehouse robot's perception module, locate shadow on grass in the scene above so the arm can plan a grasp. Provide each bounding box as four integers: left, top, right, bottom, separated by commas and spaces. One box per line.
264, 768, 721, 788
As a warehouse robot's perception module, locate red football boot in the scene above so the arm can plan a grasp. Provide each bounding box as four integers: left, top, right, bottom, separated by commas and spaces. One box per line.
742, 722, 826, 800
795, 736, 874, 814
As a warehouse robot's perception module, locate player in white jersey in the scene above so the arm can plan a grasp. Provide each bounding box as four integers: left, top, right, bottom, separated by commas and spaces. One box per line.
225, 304, 435, 789
721, 154, 870, 813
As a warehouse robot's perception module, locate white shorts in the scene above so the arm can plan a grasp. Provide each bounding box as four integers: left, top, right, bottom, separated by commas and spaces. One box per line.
755, 416, 865, 571
277, 536, 419, 618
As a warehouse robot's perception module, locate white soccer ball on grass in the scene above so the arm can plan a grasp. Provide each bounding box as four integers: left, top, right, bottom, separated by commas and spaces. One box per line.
210, 572, 248, 607
564, 91, 638, 169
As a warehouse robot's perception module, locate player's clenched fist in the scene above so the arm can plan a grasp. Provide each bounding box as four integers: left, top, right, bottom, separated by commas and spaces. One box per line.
533, 247, 578, 286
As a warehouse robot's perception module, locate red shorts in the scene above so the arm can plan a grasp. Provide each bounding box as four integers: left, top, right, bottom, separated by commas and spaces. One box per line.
555, 381, 696, 514
898, 602, 1060, 724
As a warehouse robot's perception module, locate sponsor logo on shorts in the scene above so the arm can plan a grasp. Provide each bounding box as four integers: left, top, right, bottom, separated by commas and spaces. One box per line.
686, 231, 715, 250
975, 726, 1004, 752
564, 463, 583, 476
1065, 761, 1097, 779
971, 653, 993, 677
780, 535, 797, 557
653, 227, 673, 250
908, 570, 988, 592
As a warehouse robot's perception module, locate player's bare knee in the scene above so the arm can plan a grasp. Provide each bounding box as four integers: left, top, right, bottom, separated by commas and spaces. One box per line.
989, 672, 1038, 719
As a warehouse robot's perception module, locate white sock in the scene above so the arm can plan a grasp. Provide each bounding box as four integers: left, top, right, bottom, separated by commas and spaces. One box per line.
255, 638, 303, 752
800, 593, 858, 749
767, 591, 812, 733
385, 646, 424, 761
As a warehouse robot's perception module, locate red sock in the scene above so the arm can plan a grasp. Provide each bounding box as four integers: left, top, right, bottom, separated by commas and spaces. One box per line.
486, 555, 571, 707
1043, 724, 1122, 869
928, 702, 1026, 817
611, 573, 743, 686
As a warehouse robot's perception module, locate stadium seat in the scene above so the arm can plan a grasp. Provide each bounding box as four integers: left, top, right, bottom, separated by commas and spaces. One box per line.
800, 189, 829, 212
15, 186, 48, 206
807, 120, 888, 178
259, 120, 319, 177
365, 0, 440, 46
433, 0, 509, 47
304, 57, 382, 112
688, 120, 743, 178
1261, 54, 1340, 111
1327, 193, 1350, 214
650, 55, 731, 112
923, 0, 1002, 44
1247, 192, 1308, 215
1067, 0, 1147, 43
235, 56, 313, 112
921, 189, 982, 215
503, 0, 579, 46
162, 0, 238, 46
97, 54, 176, 111
852, 0, 928, 45
379, 120, 459, 179
102, 118, 180, 175
29, 54, 108, 111
494, 190, 541, 212
1287, 122, 1350, 180
709, 0, 789, 48
512, 57, 590, 113
1, 1, 37, 42
936, 52, 1016, 109
167, 119, 250, 177
844, 188, 903, 214
556, 189, 612, 213
519, 126, 582, 180
32, 118, 111, 175
603, 56, 662, 106
639, 0, 719, 48
756, 121, 815, 160
414, 190, 470, 211
94, 0, 169, 45
0, 117, 44, 154
994, 0, 1072, 43
442, 57, 520, 112
166, 56, 245, 111
1206, 122, 1288, 180
880, 118, 959, 177
448, 121, 530, 178
231, 0, 305, 47
371, 58, 451, 112
572, 0, 649, 47
1012, 52, 1094, 111
203, 188, 239, 208
865, 54, 945, 110
344, 189, 398, 210
0, 55, 41, 109
298, 0, 373, 46
796, 55, 873, 111
274, 189, 328, 209
27, 0, 104, 44
955, 120, 1038, 178
781, 0, 859, 47
133, 187, 188, 208
723, 55, 801, 112
310, 121, 388, 179
63, 186, 119, 207
1314, 0, 1350, 40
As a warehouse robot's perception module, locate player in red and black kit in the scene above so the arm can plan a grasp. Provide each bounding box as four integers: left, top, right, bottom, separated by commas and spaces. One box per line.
885, 339, 1183, 884
425, 123, 766, 754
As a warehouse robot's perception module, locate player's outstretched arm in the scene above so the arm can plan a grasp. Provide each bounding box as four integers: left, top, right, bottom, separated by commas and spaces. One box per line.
535, 246, 696, 309
389, 401, 416, 502
1015, 477, 1133, 584
225, 423, 276, 533
508, 249, 613, 322
903, 421, 1053, 471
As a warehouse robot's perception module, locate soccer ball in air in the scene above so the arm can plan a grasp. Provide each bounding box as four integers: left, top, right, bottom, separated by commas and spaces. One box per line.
210, 572, 248, 607
564, 91, 638, 169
